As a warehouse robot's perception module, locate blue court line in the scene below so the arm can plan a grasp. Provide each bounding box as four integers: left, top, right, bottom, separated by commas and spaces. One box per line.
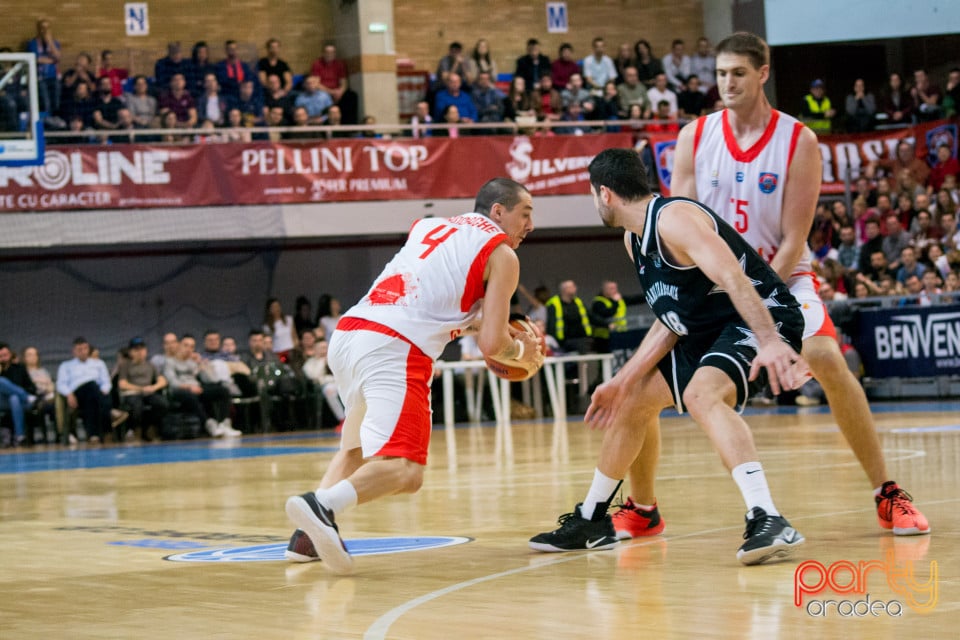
0, 443, 338, 474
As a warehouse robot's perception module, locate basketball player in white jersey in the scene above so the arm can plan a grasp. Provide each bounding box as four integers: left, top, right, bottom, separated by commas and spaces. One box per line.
286, 178, 544, 573
611, 32, 929, 540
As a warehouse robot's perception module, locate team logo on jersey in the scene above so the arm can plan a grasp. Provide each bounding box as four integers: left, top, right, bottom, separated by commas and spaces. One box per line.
759, 172, 779, 194
736, 171, 745, 182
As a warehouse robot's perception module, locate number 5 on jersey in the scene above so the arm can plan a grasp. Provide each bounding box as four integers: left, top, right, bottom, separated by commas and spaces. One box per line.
419, 224, 459, 259
730, 198, 749, 233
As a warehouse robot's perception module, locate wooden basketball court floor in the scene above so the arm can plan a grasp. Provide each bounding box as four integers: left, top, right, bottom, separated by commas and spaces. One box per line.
1, 400, 957, 639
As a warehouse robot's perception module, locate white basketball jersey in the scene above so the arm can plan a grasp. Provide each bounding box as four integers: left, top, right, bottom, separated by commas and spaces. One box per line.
345, 213, 509, 359
692, 109, 813, 278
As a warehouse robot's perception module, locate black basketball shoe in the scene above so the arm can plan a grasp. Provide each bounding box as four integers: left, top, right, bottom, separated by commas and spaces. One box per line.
529, 503, 619, 552
285, 492, 352, 574
736, 507, 804, 565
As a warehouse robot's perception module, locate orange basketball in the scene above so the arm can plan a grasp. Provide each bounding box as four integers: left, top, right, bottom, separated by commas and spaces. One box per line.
484, 317, 546, 381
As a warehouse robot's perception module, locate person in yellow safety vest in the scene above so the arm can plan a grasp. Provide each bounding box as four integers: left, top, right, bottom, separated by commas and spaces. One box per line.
800, 78, 836, 134
590, 280, 643, 353
545, 280, 593, 353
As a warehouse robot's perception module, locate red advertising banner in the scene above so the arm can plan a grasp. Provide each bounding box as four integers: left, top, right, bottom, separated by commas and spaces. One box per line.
0, 134, 633, 213
648, 117, 957, 196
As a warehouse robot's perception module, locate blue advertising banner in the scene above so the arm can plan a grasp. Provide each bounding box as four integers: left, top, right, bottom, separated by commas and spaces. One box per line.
852, 304, 960, 378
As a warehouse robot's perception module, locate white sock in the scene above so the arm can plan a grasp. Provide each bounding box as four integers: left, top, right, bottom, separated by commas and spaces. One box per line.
315, 480, 358, 515
873, 485, 884, 497
581, 469, 621, 521
731, 462, 779, 516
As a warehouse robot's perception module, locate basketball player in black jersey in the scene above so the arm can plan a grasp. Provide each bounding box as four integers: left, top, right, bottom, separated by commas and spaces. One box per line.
530, 148, 809, 565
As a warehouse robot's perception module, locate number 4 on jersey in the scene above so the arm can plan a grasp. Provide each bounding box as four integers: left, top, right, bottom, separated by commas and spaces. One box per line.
419, 224, 459, 259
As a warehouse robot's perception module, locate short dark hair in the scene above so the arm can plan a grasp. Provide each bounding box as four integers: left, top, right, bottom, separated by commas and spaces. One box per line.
73, 336, 88, 346
715, 31, 769, 69
588, 148, 653, 202
203, 329, 220, 338
527, 38, 539, 48
559, 43, 573, 54
474, 178, 530, 216
671, 39, 684, 47
0, 342, 9, 351
248, 328, 265, 338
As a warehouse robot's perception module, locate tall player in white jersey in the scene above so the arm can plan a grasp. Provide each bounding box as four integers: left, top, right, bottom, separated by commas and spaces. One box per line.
611, 32, 929, 540
286, 178, 544, 573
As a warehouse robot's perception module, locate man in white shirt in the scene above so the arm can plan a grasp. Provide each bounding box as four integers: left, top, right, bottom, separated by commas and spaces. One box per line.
645, 73, 678, 118
690, 37, 716, 93
56, 337, 112, 443
581, 37, 617, 95
663, 39, 692, 92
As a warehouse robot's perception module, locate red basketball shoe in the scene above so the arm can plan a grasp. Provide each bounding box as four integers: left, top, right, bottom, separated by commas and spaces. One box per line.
285, 529, 320, 563
876, 481, 930, 536
611, 497, 665, 540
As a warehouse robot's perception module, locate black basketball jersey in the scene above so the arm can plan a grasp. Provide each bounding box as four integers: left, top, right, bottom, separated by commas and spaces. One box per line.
631, 195, 800, 337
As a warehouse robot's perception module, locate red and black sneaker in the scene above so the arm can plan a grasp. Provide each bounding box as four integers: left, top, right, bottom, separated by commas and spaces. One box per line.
876, 481, 930, 536
285, 529, 320, 563
611, 497, 665, 540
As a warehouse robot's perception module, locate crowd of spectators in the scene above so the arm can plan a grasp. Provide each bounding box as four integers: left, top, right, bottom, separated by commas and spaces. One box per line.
0, 294, 348, 448
2, 20, 958, 141
808, 141, 960, 307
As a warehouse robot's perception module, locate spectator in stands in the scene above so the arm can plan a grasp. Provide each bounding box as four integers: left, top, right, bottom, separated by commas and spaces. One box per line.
463, 39, 498, 87
503, 76, 536, 122
893, 191, 917, 231
531, 75, 561, 123
196, 73, 228, 126
645, 99, 679, 133
857, 249, 892, 286
108, 107, 137, 144
943, 68, 960, 117
193, 117, 223, 143
896, 245, 926, 284
690, 37, 716, 93
911, 69, 942, 122
409, 100, 433, 138
286, 105, 322, 139
836, 224, 859, 270
200, 330, 253, 402
187, 41, 217, 99
582, 37, 617, 94
867, 140, 930, 193
800, 79, 836, 134
515, 39, 551, 92
159, 73, 198, 129
646, 72, 678, 119
883, 213, 913, 270
912, 209, 942, 254
560, 72, 592, 109
244, 328, 280, 371
878, 72, 913, 127
551, 43, 580, 91
613, 43, 634, 84
263, 74, 292, 121
163, 334, 233, 438
124, 75, 158, 129
944, 270, 960, 294
62, 81, 96, 129
471, 71, 505, 123
221, 108, 251, 142
662, 39, 692, 93
853, 176, 877, 207
433, 72, 477, 124
677, 75, 706, 120
151, 333, 178, 371
92, 76, 123, 131
435, 41, 468, 89
216, 40, 255, 101
293, 296, 317, 337
159, 110, 189, 143
926, 243, 951, 279
260, 105, 287, 141
56, 337, 112, 444
0, 342, 37, 448
117, 337, 168, 442
938, 210, 958, 251
844, 78, 875, 133
155, 42, 190, 95
264, 297, 298, 361
22, 346, 54, 439
435, 107, 460, 137
61, 53, 96, 108
323, 105, 354, 138
918, 270, 943, 306
929, 143, 959, 193
589, 81, 621, 126
315, 294, 343, 341
96, 50, 128, 98
27, 18, 61, 115
616, 66, 650, 119
310, 43, 358, 125
233, 79, 264, 127
294, 75, 333, 124
303, 336, 345, 427
257, 38, 293, 94
632, 39, 663, 89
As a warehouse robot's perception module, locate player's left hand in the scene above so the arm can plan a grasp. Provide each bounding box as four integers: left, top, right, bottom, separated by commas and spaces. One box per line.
749, 341, 808, 395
